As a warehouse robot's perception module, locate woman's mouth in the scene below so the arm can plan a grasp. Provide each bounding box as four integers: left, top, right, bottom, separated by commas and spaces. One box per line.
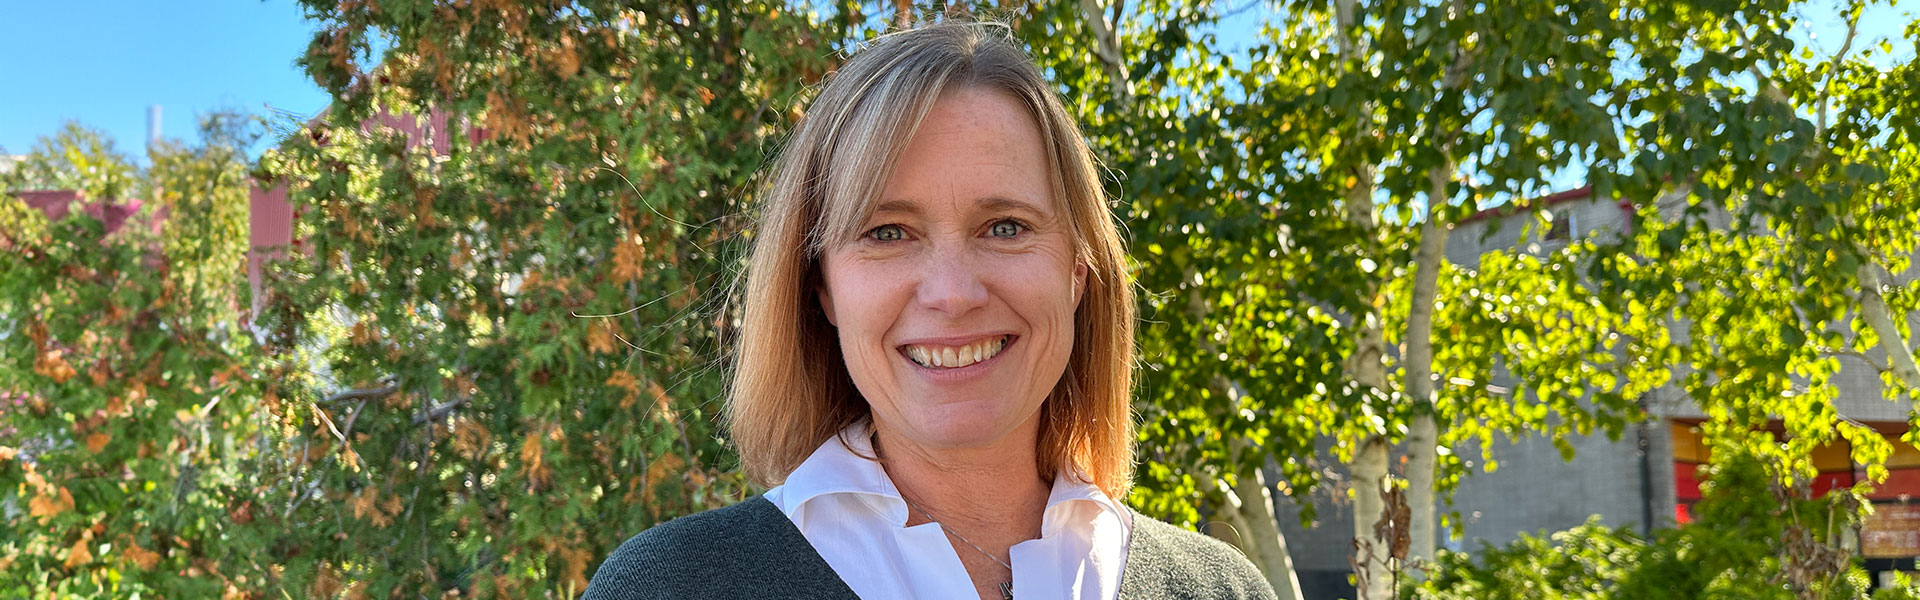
901, 335, 1014, 369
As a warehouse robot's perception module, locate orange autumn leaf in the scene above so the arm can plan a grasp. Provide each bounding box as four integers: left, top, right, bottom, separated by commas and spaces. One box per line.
645, 452, 685, 490
553, 33, 581, 80
520, 432, 545, 471
587, 322, 618, 355
64, 535, 93, 569
310, 564, 344, 598
28, 486, 75, 520
123, 541, 162, 570
350, 492, 377, 522
559, 545, 590, 592
34, 348, 76, 384
606, 369, 639, 392
611, 235, 646, 283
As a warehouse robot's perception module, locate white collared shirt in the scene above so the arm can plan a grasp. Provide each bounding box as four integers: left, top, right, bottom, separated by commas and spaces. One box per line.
763, 423, 1133, 600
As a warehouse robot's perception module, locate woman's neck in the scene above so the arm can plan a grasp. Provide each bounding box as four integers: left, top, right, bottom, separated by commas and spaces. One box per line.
871, 422, 1052, 540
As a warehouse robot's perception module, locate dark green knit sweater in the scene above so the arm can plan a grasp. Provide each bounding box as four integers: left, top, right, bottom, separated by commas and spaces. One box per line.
580, 495, 1277, 600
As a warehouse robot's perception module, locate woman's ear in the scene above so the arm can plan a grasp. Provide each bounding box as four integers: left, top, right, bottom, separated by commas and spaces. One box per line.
1073, 262, 1088, 305
818, 287, 838, 327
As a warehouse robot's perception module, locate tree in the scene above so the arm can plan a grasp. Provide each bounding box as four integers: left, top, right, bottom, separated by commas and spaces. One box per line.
0, 117, 274, 598
252, 2, 851, 597
7, 122, 141, 200
1020, 1, 1920, 598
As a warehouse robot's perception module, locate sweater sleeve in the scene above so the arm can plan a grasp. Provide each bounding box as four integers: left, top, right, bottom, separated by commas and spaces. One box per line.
579, 497, 859, 600
578, 515, 699, 600
1120, 512, 1280, 600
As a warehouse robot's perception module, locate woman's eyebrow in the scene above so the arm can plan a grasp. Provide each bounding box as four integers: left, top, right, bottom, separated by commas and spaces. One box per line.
869, 196, 1049, 218
870, 199, 923, 216
975, 196, 1051, 219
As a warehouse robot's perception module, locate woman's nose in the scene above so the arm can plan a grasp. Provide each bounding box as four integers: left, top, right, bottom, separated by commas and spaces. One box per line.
914, 250, 990, 316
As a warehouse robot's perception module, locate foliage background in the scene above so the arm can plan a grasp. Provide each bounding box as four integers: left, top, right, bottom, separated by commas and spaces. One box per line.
3, 1, 1918, 599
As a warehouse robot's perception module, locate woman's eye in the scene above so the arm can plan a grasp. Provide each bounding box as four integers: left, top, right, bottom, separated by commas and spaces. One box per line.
988, 220, 1025, 239
867, 224, 905, 242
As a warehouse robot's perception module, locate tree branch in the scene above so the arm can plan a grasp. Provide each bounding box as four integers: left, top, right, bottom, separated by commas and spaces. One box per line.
1815, 11, 1861, 136
322, 382, 399, 404
412, 395, 469, 426
1731, 19, 1790, 105
1818, 347, 1889, 373
1078, 0, 1128, 108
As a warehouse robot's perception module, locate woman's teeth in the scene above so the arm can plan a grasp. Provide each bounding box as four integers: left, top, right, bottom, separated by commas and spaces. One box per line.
905, 336, 1010, 369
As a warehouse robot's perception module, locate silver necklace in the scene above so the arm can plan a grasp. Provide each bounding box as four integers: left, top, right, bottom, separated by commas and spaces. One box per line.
900, 496, 1014, 600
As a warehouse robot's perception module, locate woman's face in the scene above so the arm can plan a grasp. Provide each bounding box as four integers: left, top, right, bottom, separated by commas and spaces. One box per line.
818, 87, 1086, 454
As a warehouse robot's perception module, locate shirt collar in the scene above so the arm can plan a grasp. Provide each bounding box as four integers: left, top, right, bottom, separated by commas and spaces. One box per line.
777, 421, 912, 525
776, 422, 1131, 534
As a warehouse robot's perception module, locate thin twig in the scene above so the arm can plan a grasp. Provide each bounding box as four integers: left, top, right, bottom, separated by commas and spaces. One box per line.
314, 403, 349, 444
1817, 348, 1889, 373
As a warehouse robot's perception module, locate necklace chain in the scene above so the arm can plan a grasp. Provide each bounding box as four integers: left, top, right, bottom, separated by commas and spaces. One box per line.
900, 496, 1015, 600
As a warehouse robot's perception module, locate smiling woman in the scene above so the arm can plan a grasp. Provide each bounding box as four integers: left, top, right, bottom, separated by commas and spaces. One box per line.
582, 20, 1274, 600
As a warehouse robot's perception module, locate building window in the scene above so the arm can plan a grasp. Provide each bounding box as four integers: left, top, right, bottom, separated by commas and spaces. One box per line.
1545, 211, 1575, 242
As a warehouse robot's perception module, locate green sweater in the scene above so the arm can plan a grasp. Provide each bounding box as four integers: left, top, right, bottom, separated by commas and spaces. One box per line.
580, 495, 1277, 600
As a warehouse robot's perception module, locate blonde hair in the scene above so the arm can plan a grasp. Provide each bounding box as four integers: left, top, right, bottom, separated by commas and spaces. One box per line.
726, 21, 1135, 499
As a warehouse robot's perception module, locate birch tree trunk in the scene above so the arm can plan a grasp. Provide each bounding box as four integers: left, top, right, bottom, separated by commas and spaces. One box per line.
1330, 1, 1395, 596
1343, 168, 1395, 600
1403, 168, 1454, 569
1350, 436, 1393, 599
1077, 0, 1128, 107
1857, 263, 1920, 389
1220, 464, 1306, 600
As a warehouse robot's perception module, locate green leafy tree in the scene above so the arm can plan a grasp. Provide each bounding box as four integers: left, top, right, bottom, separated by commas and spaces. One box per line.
7, 122, 140, 199
0, 117, 273, 598
1015, 1, 1920, 598
255, 2, 850, 596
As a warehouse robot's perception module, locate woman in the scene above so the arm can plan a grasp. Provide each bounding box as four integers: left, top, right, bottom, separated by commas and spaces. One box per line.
582, 21, 1274, 600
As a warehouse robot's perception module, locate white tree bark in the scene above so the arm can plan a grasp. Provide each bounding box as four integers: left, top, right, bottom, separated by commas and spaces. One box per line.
1077, 0, 1128, 106
1217, 464, 1306, 600
1403, 168, 1453, 569
1857, 263, 1920, 389
1350, 436, 1393, 600
1331, 2, 1396, 597
1404, 414, 1438, 563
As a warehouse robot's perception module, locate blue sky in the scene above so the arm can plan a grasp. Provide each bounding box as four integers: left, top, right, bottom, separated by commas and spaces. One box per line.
0, 2, 1912, 168
0, 1, 332, 163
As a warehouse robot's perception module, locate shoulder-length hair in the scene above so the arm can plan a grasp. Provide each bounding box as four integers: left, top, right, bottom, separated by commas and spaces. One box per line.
726, 21, 1135, 499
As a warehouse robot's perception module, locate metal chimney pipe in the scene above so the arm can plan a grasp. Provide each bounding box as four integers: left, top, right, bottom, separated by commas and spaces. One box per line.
147, 105, 162, 150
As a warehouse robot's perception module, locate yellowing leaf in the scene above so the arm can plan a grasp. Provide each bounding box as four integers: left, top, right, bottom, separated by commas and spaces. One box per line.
28, 486, 74, 521
587, 322, 618, 355
34, 348, 76, 384
310, 564, 344, 598
124, 541, 161, 570
607, 371, 640, 408
64, 535, 93, 569
560, 545, 590, 592
520, 433, 545, 472
349, 492, 374, 521
611, 236, 646, 284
